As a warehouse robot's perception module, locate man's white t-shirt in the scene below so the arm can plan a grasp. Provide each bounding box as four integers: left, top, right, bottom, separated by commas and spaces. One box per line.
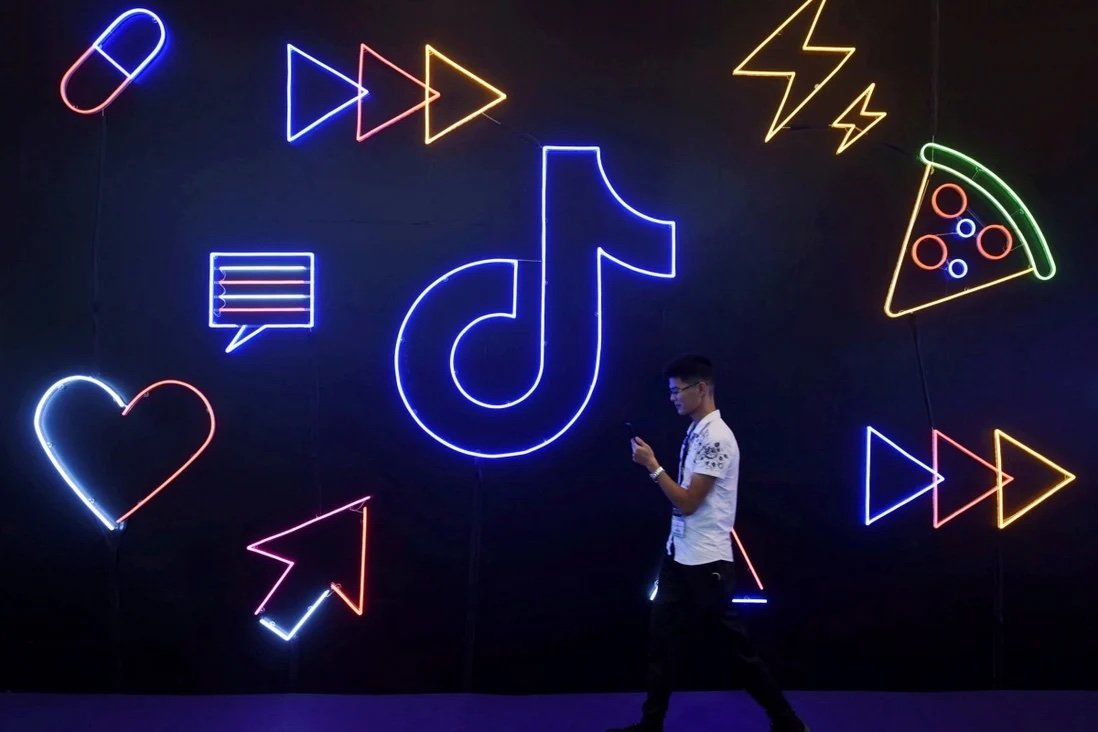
665, 409, 740, 565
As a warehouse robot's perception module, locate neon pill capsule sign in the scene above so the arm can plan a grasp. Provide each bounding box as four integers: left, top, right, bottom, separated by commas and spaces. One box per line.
60, 9, 167, 115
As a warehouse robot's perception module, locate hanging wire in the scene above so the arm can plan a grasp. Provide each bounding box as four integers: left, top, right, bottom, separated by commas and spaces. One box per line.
91, 110, 108, 375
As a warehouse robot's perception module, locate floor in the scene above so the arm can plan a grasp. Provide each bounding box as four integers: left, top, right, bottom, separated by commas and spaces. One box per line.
3, 690, 1095, 731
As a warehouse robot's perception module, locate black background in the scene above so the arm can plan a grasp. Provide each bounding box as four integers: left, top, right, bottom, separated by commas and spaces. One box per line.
5, 0, 1097, 694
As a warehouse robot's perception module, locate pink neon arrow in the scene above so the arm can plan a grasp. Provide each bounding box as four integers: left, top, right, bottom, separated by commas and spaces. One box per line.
247, 496, 370, 617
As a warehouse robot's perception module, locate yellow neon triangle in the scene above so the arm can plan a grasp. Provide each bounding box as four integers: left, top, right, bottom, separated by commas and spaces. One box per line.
424, 44, 507, 144
994, 429, 1076, 529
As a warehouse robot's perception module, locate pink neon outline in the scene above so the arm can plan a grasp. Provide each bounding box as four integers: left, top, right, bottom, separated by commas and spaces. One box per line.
931, 429, 1014, 528
977, 224, 1014, 261
931, 182, 967, 219
731, 529, 764, 592
247, 496, 370, 616
59, 9, 166, 115
218, 307, 309, 313
356, 43, 440, 142
912, 234, 948, 270
113, 380, 216, 524
219, 280, 309, 285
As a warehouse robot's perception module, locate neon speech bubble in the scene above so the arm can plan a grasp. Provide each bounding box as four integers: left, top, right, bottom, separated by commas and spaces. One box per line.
208, 252, 315, 353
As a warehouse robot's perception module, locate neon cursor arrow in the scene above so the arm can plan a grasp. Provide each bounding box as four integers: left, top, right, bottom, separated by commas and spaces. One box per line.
247, 496, 370, 641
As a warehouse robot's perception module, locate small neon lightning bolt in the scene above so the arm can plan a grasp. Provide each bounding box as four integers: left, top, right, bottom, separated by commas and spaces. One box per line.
732, 0, 855, 142
830, 83, 887, 154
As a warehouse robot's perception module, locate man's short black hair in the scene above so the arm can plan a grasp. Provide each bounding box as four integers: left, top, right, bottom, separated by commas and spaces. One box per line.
664, 354, 714, 385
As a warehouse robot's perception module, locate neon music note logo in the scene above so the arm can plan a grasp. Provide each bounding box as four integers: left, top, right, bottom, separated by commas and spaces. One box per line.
394, 146, 677, 459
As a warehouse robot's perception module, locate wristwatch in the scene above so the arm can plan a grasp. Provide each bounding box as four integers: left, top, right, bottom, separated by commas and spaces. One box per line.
649, 466, 665, 481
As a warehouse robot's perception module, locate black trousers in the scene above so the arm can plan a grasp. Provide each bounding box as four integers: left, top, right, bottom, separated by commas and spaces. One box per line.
641, 554, 795, 723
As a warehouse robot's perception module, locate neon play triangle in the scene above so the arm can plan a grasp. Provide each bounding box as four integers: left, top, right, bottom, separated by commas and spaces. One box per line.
286, 44, 369, 142
356, 43, 440, 142
931, 429, 1013, 528
423, 44, 506, 144
731, 529, 767, 604
994, 430, 1076, 529
863, 426, 942, 525
884, 142, 1057, 317
653, 530, 767, 605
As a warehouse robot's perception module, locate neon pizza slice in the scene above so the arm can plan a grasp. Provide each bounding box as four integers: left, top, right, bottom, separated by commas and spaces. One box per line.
884, 143, 1056, 318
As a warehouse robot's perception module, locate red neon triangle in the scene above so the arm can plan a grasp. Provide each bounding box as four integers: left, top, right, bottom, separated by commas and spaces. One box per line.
731, 529, 765, 593
932, 430, 1013, 528
356, 43, 440, 142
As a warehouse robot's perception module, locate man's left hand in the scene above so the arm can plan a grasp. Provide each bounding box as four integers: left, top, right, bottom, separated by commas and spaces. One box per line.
631, 437, 659, 473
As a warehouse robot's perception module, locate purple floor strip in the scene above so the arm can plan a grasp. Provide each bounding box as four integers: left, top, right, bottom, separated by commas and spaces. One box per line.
2, 690, 1095, 731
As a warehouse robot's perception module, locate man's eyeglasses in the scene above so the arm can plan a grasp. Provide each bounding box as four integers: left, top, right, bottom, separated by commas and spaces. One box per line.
669, 382, 702, 397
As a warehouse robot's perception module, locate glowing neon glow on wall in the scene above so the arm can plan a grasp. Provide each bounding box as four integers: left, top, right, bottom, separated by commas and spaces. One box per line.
864, 425, 1074, 529
34, 376, 216, 530
947, 259, 968, 280
259, 590, 331, 642
394, 146, 676, 458
650, 585, 768, 605
912, 234, 948, 271
956, 218, 976, 238
650, 532, 767, 604
424, 44, 507, 144
286, 44, 368, 142
248, 497, 369, 640
830, 83, 887, 154
863, 426, 941, 526
995, 430, 1076, 529
884, 143, 1056, 318
60, 9, 167, 115
932, 183, 967, 219
730, 529, 767, 603
732, 0, 855, 143
977, 224, 1013, 261
932, 429, 1013, 529
208, 252, 315, 353
357, 43, 440, 142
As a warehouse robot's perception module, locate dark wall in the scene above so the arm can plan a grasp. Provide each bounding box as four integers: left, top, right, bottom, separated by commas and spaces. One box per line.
5, 0, 1097, 694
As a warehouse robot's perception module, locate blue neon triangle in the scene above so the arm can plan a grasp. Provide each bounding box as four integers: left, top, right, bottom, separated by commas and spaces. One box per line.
286, 44, 368, 142
864, 426, 941, 525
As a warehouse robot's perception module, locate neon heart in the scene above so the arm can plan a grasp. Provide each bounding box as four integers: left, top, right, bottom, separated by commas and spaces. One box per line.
34, 376, 216, 531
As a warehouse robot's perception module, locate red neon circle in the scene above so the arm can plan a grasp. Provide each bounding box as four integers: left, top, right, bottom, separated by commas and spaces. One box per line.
976, 224, 1014, 260
912, 234, 948, 270
931, 183, 967, 219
